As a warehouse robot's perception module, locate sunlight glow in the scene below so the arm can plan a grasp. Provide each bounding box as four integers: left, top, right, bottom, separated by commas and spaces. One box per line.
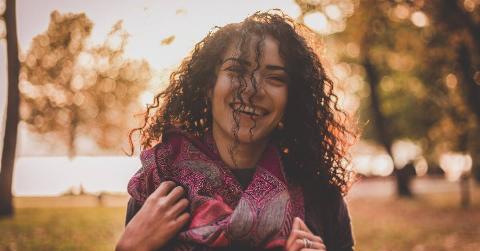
325, 4, 342, 21
391, 139, 422, 168
439, 153, 472, 182
141, 91, 154, 106
352, 153, 394, 177
77, 52, 94, 69
414, 157, 428, 176
372, 154, 395, 176
120, 0, 302, 70
304, 12, 330, 34
13, 156, 140, 196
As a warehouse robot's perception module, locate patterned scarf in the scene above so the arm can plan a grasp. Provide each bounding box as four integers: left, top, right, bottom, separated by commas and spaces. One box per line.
128, 130, 304, 250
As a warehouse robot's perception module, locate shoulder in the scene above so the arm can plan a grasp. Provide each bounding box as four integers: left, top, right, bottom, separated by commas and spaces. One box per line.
305, 184, 349, 227
304, 184, 354, 250
127, 132, 184, 204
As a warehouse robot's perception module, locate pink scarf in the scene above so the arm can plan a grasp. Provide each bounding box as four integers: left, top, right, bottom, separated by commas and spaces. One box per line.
128, 130, 304, 250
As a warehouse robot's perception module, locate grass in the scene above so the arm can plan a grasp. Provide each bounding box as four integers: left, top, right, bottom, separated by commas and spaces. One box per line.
0, 188, 479, 251
0, 207, 126, 251
348, 190, 480, 251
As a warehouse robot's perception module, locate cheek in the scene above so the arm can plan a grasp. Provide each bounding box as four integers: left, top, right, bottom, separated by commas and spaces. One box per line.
213, 75, 232, 98
211, 76, 234, 113
272, 87, 288, 116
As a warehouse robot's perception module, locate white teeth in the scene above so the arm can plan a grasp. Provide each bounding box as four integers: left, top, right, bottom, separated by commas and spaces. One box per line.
232, 104, 264, 116
243, 106, 256, 114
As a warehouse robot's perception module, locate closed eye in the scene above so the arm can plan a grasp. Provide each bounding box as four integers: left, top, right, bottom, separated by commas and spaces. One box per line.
269, 76, 286, 82
267, 75, 288, 85
225, 66, 243, 73
224, 64, 248, 76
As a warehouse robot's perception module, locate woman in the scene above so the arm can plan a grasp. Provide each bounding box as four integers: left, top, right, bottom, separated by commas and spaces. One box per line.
116, 11, 356, 251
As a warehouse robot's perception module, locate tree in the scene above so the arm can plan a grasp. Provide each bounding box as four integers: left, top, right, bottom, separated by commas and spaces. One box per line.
20, 12, 151, 157
293, 0, 480, 201
421, 0, 480, 207
295, 0, 428, 197
0, 0, 20, 217
0, 10, 152, 217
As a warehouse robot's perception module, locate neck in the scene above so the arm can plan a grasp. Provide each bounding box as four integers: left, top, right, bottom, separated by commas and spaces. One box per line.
212, 127, 268, 170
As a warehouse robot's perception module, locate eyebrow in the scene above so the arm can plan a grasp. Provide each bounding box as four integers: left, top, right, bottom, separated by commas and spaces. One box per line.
222, 57, 250, 66
222, 57, 286, 72
265, 65, 286, 72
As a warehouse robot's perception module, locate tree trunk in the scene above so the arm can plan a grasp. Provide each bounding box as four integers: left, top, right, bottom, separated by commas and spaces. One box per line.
457, 43, 480, 124
454, 98, 471, 208
67, 108, 78, 159
0, 0, 20, 217
356, 1, 415, 197
460, 44, 480, 183
67, 118, 75, 159
362, 45, 413, 198
460, 175, 471, 209
456, 42, 477, 206
434, 0, 480, 185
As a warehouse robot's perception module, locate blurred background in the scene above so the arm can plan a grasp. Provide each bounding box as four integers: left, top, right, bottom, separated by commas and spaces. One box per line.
0, 0, 479, 250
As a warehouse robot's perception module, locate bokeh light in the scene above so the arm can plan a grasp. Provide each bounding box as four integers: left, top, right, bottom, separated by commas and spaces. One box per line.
439, 153, 472, 182
411, 11, 429, 27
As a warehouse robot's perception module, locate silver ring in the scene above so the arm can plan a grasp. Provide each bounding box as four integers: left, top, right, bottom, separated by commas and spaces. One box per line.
303, 238, 312, 248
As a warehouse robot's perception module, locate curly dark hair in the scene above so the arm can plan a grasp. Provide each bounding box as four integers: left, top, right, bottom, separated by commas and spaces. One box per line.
128, 10, 356, 195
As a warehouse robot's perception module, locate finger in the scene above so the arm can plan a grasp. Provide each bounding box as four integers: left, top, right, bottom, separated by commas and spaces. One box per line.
165, 186, 186, 205
286, 218, 302, 249
172, 212, 190, 229
307, 240, 326, 250
287, 217, 302, 248
290, 230, 323, 244
151, 181, 177, 198
297, 218, 312, 233
293, 217, 302, 230
168, 198, 189, 218
291, 239, 308, 251
293, 239, 325, 251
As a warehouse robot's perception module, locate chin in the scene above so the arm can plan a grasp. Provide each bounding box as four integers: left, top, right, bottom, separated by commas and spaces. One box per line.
235, 126, 270, 144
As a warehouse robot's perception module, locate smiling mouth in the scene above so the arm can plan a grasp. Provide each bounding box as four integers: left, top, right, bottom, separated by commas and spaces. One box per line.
229, 103, 269, 117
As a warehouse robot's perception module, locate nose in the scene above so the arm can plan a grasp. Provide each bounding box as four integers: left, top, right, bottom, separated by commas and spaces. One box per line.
242, 72, 265, 99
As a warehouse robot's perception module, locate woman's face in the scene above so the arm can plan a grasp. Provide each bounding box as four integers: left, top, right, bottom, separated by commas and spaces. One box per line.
210, 35, 288, 145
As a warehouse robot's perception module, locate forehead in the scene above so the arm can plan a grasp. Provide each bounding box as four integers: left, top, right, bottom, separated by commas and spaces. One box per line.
222, 35, 284, 67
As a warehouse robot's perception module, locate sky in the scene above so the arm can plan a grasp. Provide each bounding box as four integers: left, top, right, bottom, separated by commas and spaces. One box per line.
15, 0, 301, 69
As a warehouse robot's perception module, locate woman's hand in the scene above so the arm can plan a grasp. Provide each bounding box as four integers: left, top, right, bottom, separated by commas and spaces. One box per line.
116, 181, 190, 251
285, 217, 327, 251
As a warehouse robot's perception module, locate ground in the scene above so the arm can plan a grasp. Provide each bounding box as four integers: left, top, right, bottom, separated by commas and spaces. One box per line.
348, 193, 480, 251
1, 179, 479, 251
